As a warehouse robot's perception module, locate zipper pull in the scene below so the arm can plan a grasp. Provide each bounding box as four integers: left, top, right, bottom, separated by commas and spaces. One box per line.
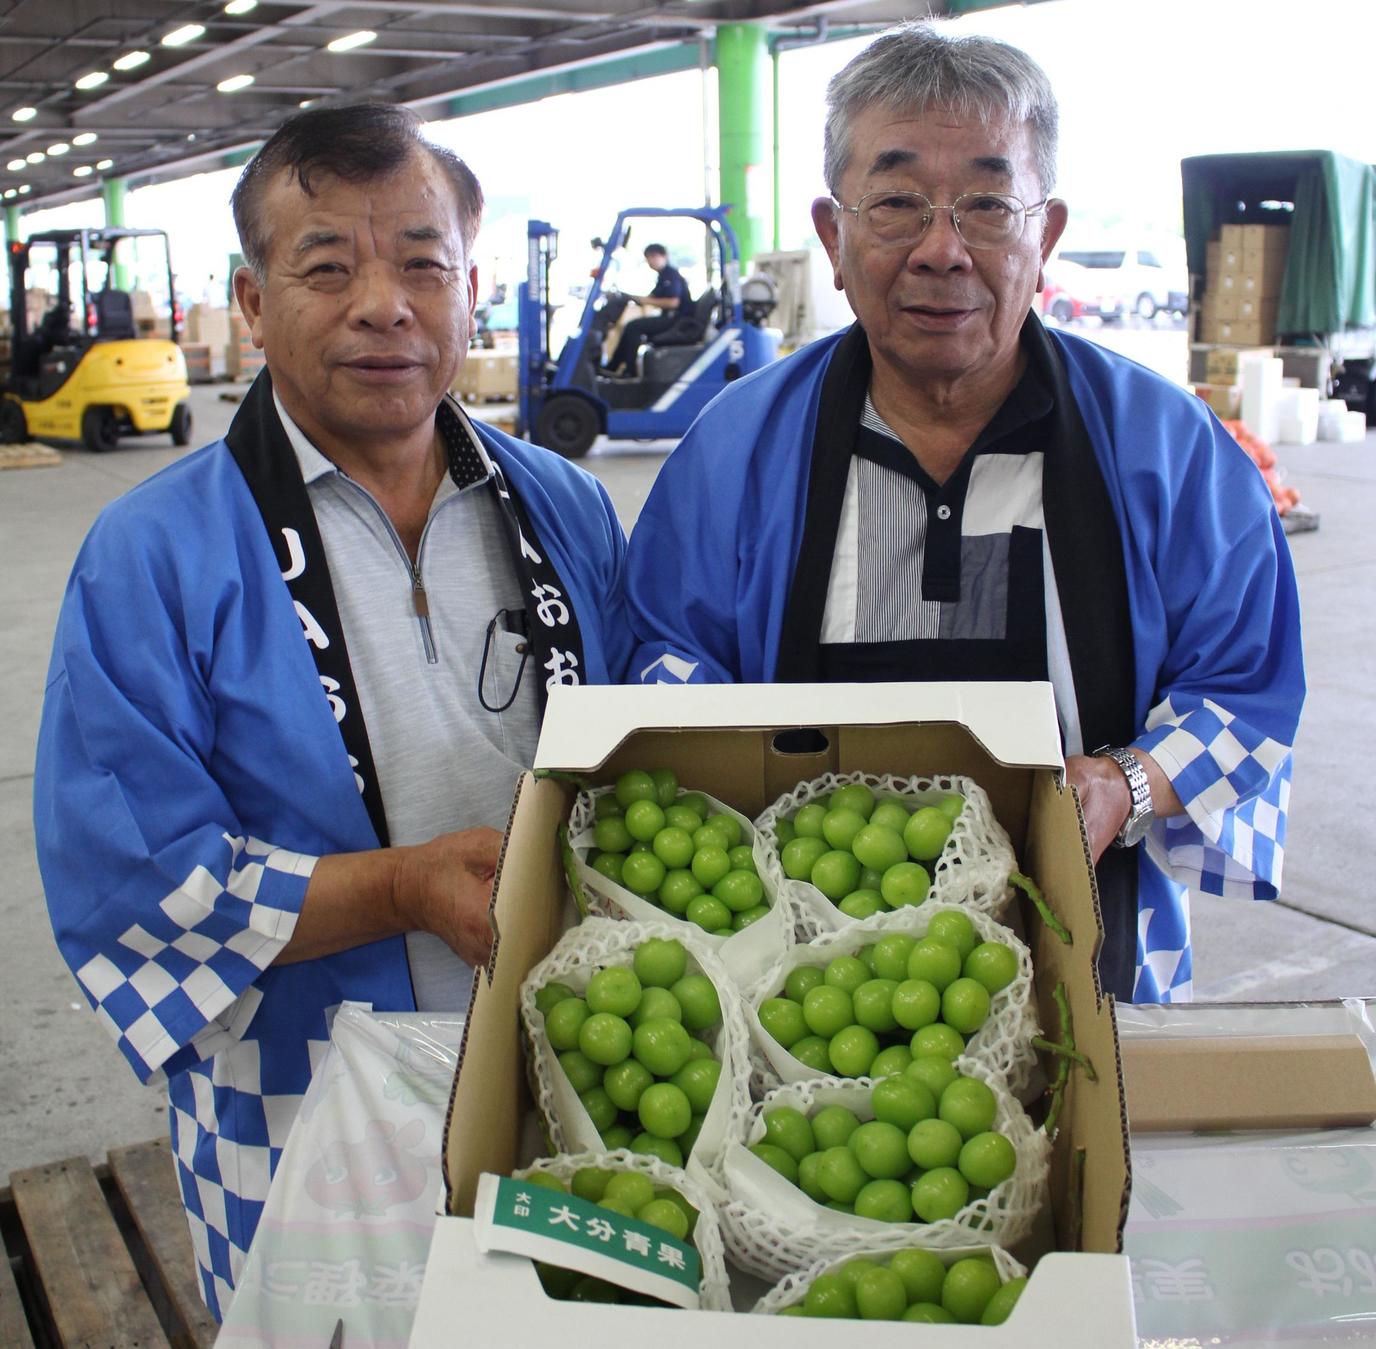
412, 571, 430, 619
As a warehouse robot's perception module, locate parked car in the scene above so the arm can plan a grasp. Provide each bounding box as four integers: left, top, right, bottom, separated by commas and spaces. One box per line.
1040, 259, 1124, 323
1054, 244, 1188, 320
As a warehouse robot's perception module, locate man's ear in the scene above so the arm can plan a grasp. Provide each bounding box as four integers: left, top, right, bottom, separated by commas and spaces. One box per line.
466, 262, 479, 341
1036, 199, 1070, 294
232, 266, 266, 351
811, 197, 845, 292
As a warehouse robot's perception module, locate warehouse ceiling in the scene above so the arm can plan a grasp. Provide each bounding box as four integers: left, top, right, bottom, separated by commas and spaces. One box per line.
0, 0, 972, 209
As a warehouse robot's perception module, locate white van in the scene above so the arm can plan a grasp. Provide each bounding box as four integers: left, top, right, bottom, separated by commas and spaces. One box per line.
1053, 244, 1188, 321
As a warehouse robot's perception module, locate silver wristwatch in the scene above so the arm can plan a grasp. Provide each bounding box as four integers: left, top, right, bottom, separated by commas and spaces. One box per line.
1094, 746, 1154, 848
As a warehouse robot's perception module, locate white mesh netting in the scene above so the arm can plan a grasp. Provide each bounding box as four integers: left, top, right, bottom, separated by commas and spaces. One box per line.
717, 1065, 1049, 1283
743, 902, 1039, 1098
567, 786, 795, 988
750, 1239, 1026, 1316
753, 772, 1018, 942
519, 918, 754, 1202
513, 1148, 733, 1311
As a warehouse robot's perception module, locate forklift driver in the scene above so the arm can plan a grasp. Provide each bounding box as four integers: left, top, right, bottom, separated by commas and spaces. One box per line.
604, 243, 692, 375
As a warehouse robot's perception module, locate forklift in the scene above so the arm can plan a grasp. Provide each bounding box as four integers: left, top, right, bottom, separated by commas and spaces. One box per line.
518, 206, 779, 458
1, 227, 192, 453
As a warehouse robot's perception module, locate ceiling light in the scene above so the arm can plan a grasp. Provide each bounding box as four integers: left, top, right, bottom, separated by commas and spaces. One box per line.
2, 188, 15, 199
72, 132, 97, 146
224, 0, 258, 12
162, 23, 206, 46
48, 142, 70, 156
26, 151, 45, 164
6, 158, 25, 171
217, 73, 254, 92
12, 106, 37, 122
75, 71, 110, 90
113, 51, 150, 71
73, 165, 93, 177
18, 184, 31, 194
298, 98, 315, 108
96, 158, 113, 170
327, 30, 376, 52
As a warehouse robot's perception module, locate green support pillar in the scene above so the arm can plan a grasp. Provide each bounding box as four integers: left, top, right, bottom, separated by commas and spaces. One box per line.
716, 22, 772, 269
102, 176, 131, 289
4, 204, 19, 248
771, 45, 782, 253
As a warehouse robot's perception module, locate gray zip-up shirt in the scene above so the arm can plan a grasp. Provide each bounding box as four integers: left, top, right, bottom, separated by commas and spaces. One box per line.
277, 394, 541, 1011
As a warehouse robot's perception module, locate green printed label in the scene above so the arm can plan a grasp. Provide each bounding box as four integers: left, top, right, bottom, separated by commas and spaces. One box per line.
473, 1174, 701, 1309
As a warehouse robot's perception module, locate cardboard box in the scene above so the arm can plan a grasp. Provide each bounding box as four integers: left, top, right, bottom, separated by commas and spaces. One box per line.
1216, 315, 1277, 347
225, 340, 265, 380
1203, 345, 1275, 383
1212, 292, 1278, 325
1242, 223, 1290, 264
1217, 253, 1286, 297
1217, 223, 1288, 271
412, 683, 1138, 1345
1194, 383, 1242, 419
1121, 1034, 1376, 1131
186, 303, 232, 348
452, 349, 517, 403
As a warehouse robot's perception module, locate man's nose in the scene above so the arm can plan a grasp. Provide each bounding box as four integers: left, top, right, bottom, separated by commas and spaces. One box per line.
906, 208, 972, 271
349, 262, 413, 327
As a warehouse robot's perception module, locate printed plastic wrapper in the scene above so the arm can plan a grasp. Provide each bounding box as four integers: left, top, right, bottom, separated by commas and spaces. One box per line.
744, 902, 1038, 1097
752, 772, 1018, 941
1125, 1127, 1376, 1344
518, 917, 753, 1200
216, 1003, 462, 1347
751, 1240, 1026, 1316
717, 1068, 1049, 1282
514, 1148, 733, 1310
568, 785, 794, 988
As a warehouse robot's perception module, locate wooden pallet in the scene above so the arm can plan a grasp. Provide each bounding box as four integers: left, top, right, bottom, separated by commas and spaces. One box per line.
1, 1139, 217, 1348
0, 442, 61, 470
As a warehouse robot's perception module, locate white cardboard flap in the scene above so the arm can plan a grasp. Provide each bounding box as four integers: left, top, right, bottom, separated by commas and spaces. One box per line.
536, 683, 1064, 774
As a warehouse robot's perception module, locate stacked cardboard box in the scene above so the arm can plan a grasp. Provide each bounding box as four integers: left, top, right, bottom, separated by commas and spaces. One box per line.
1196, 224, 1289, 346
180, 341, 228, 384
226, 310, 265, 381
186, 304, 232, 349
452, 349, 517, 403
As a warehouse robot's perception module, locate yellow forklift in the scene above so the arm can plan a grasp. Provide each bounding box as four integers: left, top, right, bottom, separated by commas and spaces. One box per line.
1, 227, 191, 452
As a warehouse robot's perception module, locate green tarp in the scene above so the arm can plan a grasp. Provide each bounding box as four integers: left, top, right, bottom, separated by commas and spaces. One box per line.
1181, 150, 1376, 336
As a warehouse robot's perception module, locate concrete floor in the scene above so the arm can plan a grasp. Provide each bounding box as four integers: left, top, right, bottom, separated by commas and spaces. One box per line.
2, 342, 1374, 1177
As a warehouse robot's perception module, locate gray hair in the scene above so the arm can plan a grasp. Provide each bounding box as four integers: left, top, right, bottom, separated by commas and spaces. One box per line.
823, 21, 1059, 198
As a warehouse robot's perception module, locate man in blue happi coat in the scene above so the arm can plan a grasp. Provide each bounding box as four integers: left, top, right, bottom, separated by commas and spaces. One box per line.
34, 104, 631, 1317
625, 23, 1304, 1006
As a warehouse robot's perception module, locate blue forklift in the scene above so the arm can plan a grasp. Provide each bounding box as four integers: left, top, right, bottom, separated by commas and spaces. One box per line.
518, 205, 779, 458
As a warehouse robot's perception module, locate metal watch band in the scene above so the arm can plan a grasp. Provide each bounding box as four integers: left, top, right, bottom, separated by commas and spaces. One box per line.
1094, 746, 1154, 848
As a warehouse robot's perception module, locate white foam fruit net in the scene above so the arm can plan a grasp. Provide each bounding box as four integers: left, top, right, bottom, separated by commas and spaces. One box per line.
718, 1065, 1049, 1284
567, 786, 794, 989
514, 1148, 733, 1312
751, 1239, 1027, 1316
753, 772, 1018, 942
743, 902, 1039, 1098
518, 917, 754, 1202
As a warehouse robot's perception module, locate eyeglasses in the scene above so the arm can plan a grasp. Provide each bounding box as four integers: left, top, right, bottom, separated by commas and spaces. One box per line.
478, 607, 530, 713
831, 191, 1049, 250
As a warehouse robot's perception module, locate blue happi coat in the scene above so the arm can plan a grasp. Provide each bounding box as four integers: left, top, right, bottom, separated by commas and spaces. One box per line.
625, 324, 1304, 1002
34, 415, 630, 1318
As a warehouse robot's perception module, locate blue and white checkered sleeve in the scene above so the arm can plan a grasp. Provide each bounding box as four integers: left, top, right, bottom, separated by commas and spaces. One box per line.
68, 835, 314, 1085
1136, 693, 1293, 901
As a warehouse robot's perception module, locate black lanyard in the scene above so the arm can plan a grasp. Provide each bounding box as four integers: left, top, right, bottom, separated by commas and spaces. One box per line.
226, 373, 587, 848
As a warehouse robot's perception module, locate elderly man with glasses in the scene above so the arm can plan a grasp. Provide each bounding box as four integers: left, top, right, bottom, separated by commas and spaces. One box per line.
624, 22, 1304, 1006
